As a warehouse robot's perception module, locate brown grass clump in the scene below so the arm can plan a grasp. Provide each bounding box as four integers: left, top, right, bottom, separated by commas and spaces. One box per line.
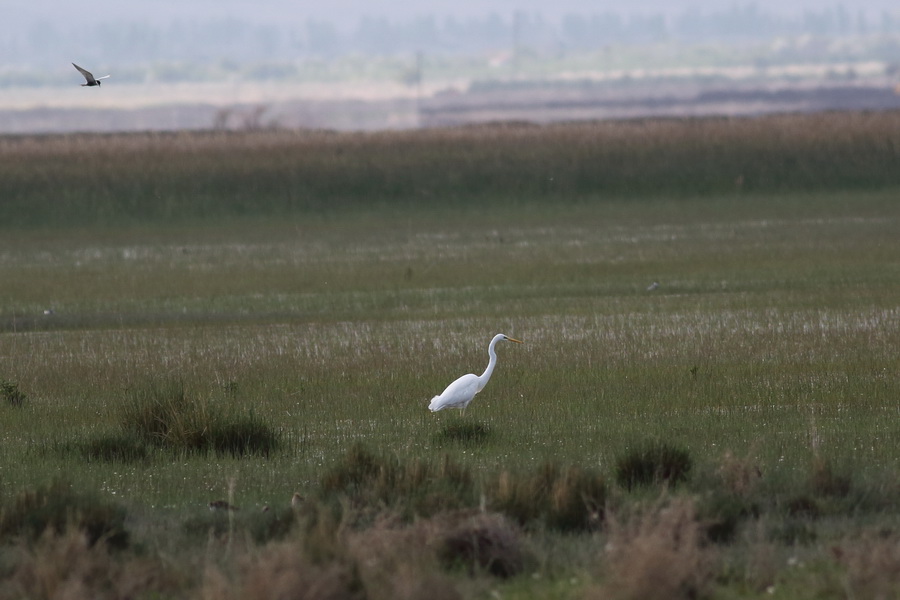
319, 444, 475, 518
431, 511, 529, 579
487, 463, 606, 532
810, 456, 852, 498
202, 508, 465, 600
347, 515, 463, 600
588, 497, 715, 600
0, 528, 182, 600
699, 449, 764, 543
831, 530, 900, 600
717, 450, 763, 498
202, 541, 364, 600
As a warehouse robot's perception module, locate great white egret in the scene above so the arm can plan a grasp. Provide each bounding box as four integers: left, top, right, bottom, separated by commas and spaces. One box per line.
428, 333, 523, 413
72, 63, 110, 87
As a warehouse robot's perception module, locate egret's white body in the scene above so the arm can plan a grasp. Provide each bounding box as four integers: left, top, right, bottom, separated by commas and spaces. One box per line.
428, 333, 523, 413
73, 63, 110, 87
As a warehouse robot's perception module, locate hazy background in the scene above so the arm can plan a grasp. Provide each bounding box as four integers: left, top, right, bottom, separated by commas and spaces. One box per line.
3, 0, 899, 131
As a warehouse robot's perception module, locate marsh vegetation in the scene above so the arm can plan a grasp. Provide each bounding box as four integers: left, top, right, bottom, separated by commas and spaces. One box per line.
0, 114, 898, 598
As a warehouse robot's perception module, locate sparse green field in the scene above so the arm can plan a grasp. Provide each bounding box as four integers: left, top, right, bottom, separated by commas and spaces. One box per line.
0, 116, 898, 598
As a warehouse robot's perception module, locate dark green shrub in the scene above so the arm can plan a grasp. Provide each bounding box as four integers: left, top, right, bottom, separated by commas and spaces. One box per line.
615, 442, 693, 490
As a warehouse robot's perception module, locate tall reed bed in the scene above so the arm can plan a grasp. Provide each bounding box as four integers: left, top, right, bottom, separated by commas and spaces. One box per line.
2, 111, 899, 227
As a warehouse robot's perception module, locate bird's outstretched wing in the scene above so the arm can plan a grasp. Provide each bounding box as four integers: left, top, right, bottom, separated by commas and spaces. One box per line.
72, 62, 96, 84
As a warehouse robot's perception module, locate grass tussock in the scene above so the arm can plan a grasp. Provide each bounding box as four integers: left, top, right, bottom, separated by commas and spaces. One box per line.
698, 450, 764, 543
832, 530, 900, 600
0, 528, 183, 600
319, 444, 476, 518
0, 480, 129, 550
435, 512, 529, 579
809, 456, 852, 499
121, 378, 279, 457
203, 509, 473, 600
346, 516, 465, 600
487, 463, 607, 532
589, 497, 715, 600
320, 446, 607, 532
716, 449, 763, 498
615, 442, 693, 491
1, 378, 26, 406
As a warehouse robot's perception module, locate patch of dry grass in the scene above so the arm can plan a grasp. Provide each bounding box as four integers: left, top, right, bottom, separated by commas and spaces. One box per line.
589, 497, 715, 600
0, 528, 185, 600
832, 530, 900, 600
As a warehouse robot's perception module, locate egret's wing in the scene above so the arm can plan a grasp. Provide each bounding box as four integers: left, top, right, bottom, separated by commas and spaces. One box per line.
429, 373, 479, 411
96, 75, 111, 80
72, 63, 95, 83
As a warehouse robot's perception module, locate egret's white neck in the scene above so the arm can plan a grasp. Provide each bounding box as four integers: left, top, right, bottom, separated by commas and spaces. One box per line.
477, 335, 504, 391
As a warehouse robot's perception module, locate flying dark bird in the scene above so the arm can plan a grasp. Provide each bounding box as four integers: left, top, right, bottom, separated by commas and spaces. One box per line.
72, 63, 110, 87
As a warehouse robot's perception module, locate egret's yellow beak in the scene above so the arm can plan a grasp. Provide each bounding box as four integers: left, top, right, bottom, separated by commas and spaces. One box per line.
507, 337, 523, 344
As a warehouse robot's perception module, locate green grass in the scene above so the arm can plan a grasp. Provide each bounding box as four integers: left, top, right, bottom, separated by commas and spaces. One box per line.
0, 118, 899, 598
1, 188, 897, 503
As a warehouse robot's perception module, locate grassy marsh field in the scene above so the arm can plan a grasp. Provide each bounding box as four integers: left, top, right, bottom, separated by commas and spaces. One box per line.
0, 115, 899, 599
